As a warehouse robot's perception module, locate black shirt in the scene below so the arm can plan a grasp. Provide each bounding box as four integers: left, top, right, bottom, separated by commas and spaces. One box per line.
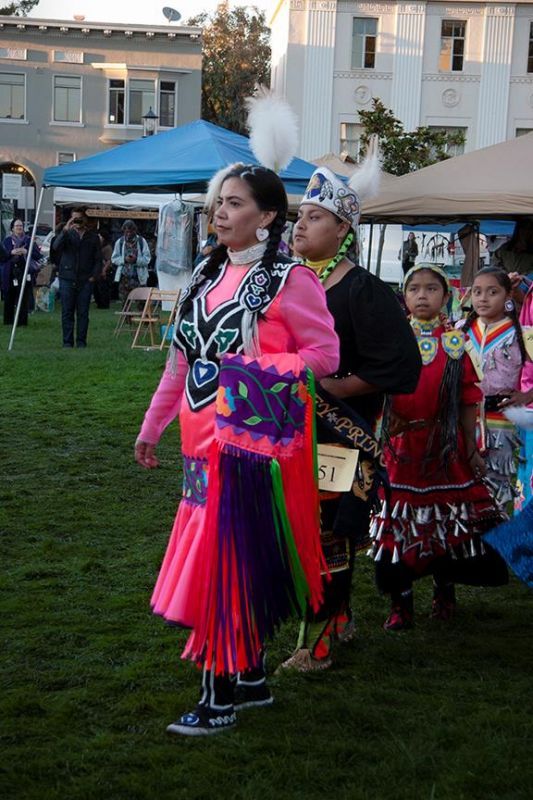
51, 228, 102, 284
325, 266, 421, 422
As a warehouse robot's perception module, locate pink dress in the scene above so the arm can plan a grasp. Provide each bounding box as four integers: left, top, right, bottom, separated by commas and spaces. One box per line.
519, 287, 533, 396
517, 287, 533, 501
139, 262, 339, 632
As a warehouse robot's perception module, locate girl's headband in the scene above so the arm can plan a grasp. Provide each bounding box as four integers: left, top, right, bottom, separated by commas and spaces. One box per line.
403, 262, 451, 291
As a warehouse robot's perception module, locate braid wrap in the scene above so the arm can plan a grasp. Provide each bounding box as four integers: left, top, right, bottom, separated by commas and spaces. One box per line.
509, 304, 528, 365
260, 212, 287, 273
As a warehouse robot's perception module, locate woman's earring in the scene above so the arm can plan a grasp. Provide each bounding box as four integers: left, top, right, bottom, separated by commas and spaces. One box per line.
255, 227, 269, 242
504, 298, 515, 313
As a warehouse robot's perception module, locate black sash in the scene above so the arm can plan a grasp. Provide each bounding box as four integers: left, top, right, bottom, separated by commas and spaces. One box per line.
315, 388, 389, 541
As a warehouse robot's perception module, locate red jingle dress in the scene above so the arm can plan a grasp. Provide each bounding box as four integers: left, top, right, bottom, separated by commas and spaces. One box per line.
372, 317, 506, 591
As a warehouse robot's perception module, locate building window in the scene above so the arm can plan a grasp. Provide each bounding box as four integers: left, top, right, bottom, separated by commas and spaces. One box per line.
340, 122, 364, 161
159, 81, 176, 127
516, 127, 533, 137
0, 72, 25, 120
351, 18, 377, 70
528, 23, 533, 73
109, 78, 172, 127
428, 126, 467, 157
108, 79, 125, 124
439, 20, 466, 72
57, 152, 76, 164
53, 75, 81, 123
128, 79, 155, 125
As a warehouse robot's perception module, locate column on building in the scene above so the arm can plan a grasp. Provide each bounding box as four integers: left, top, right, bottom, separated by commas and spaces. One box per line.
299, 1, 338, 159
270, 0, 291, 97
390, 2, 426, 130
476, 5, 515, 149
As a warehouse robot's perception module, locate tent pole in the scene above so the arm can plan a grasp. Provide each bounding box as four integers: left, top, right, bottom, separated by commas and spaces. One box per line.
366, 222, 374, 271
8, 186, 45, 352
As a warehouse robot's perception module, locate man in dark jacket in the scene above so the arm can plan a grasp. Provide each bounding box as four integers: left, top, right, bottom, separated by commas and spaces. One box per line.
51, 210, 102, 348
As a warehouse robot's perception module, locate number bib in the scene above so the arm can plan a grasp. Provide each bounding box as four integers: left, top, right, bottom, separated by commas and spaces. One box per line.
317, 444, 359, 492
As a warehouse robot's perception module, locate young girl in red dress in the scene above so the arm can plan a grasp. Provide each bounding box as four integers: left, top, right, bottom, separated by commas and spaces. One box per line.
373, 263, 507, 631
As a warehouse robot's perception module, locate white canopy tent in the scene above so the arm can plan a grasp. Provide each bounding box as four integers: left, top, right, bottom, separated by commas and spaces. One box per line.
52, 188, 186, 209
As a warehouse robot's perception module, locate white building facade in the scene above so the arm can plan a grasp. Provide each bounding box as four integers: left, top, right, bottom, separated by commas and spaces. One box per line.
269, 0, 533, 159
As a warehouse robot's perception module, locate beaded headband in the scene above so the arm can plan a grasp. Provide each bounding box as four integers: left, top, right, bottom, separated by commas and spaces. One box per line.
403, 262, 451, 291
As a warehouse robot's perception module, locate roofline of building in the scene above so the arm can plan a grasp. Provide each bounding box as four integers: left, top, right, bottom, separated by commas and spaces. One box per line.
269, 0, 533, 22
0, 16, 202, 39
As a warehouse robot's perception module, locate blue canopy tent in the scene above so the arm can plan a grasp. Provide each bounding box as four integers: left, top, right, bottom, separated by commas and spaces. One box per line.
402, 221, 516, 236
42, 120, 316, 194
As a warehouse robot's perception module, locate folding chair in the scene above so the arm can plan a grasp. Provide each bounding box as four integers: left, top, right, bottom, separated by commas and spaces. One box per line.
131, 288, 180, 350
114, 286, 152, 336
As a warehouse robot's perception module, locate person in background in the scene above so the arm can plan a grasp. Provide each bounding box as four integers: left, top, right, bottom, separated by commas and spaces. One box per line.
112, 220, 151, 302
400, 231, 419, 275
147, 235, 159, 287
1, 218, 41, 327
462, 267, 527, 509
501, 278, 533, 511
93, 230, 113, 309
193, 220, 217, 268
51, 210, 102, 348
494, 219, 533, 277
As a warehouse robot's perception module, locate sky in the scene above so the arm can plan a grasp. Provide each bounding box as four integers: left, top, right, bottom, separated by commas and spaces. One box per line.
29, 0, 272, 26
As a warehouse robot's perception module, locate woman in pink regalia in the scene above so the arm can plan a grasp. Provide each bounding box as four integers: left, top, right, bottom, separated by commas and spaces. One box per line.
134, 94, 339, 736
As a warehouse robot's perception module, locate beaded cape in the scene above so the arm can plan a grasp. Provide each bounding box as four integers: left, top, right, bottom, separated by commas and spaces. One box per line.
173, 256, 295, 411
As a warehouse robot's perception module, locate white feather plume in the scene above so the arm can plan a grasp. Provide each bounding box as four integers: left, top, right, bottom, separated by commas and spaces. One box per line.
246, 87, 298, 173
503, 405, 533, 430
204, 162, 244, 216
348, 134, 382, 203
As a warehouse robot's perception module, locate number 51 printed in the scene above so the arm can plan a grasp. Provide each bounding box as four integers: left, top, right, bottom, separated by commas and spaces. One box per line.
316, 445, 359, 493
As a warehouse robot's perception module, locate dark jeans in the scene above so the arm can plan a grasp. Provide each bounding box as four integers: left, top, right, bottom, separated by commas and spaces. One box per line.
3, 281, 30, 326
59, 278, 92, 347
93, 276, 111, 309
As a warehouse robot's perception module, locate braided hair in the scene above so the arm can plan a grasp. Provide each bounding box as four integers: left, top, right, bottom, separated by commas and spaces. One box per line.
180, 165, 288, 320
463, 266, 528, 365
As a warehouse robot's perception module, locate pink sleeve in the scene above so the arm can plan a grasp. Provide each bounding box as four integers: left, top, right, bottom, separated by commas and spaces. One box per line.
279, 265, 340, 379
520, 290, 533, 395
138, 351, 187, 444
519, 288, 533, 326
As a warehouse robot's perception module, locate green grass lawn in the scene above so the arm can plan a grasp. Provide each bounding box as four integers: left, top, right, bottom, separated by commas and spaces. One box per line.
1, 305, 532, 800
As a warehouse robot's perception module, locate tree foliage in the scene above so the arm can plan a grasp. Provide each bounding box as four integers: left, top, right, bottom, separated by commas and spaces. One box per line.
187, 6, 271, 134
0, 1, 38, 15
358, 98, 465, 176
357, 99, 465, 275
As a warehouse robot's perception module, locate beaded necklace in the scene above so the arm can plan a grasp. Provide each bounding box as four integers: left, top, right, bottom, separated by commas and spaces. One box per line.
305, 231, 354, 284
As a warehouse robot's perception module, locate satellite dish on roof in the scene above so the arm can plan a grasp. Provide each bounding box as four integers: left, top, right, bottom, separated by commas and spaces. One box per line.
163, 7, 181, 23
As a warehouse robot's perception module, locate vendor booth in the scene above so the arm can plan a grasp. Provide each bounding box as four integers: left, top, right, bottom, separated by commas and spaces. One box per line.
361, 132, 533, 224
360, 133, 533, 284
